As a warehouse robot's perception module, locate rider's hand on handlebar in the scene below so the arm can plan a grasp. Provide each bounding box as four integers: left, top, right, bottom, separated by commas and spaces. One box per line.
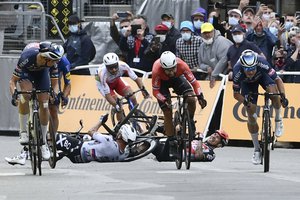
162, 100, 172, 109
280, 93, 289, 108
11, 89, 18, 107
141, 86, 150, 98
243, 95, 252, 108
115, 104, 122, 112
197, 93, 207, 109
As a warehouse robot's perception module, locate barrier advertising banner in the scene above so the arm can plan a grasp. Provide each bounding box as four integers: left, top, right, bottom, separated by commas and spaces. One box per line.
222, 82, 300, 142
58, 75, 222, 133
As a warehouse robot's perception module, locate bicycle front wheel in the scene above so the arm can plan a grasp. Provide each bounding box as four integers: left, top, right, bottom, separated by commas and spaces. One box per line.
183, 110, 192, 170
174, 111, 183, 170
33, 112, 42, 176
123, 137, 158, 162
262, 110, 271, 172
28, 120, 37, 175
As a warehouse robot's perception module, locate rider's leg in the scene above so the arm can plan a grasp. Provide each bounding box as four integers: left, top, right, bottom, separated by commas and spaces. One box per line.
267, 85, 283, 136
162, 107, 173, 137
246, 104, 260, 152
38, 93, 50, 144
49, 104, 59, 133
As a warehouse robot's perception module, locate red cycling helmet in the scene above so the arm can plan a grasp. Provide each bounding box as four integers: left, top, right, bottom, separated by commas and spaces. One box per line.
216, 130, 229, 147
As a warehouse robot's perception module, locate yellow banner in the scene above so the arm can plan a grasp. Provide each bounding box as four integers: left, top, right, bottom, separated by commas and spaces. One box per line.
222, 82, 300, 142
58, 75, 221, 133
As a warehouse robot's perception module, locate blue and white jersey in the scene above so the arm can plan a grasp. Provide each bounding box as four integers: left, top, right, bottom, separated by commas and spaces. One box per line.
57, 56, 71, 85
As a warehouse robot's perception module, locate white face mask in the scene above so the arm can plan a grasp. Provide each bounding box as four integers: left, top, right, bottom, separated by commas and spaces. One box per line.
120, 27, 129, 36
228, 17, 239, 26
193, 20, 204, 29
157, 34, 166, 42
202, 38, 213, 45
285, 22, 293, 31
208, 17, 214, 24
232, 34, 244, 43
262, 14, 270, 21
181, 32, 192, 41
69, 25, 79, 33
162, 21, 172, 29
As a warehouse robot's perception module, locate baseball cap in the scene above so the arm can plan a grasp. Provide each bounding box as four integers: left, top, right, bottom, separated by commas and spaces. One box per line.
201, 22, 214, 33
155, 24, 169, 33
68, 15, 84, 25
231, 24, 246, 33
228, 9, 242, 17
192, 12, 205, 17
161, 13, 174, 20
242, 7, 255, 15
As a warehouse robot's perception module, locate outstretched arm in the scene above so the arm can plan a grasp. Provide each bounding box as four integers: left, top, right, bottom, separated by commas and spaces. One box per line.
88, 120, 102, 136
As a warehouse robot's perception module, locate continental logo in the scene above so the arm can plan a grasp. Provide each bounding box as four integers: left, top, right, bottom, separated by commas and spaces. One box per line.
233, 102, 298, 122
58, 93, 172, 115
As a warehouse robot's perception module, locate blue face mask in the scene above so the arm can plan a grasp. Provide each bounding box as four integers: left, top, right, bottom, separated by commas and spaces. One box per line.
193, 20, 204, 29
228, 17, 239, 26
285, 22, 293, 31
269, 27, 278, 36
208, 17, 214, 24
162, 21, 172, 29
69, 25, 79, 33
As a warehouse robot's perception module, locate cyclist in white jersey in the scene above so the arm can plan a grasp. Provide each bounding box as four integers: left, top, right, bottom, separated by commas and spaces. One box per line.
96, 52, 149, 121
55, 118, 137, 163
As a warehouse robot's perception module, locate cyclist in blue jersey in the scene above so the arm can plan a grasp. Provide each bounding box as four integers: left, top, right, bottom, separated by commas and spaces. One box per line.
8, 41, 63, 163
5, 42, 71, 165
232, 49, 289, 165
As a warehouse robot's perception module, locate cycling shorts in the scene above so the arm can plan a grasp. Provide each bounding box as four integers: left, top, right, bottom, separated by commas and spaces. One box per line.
108, 78, 131, 97
19, 69, 51, 90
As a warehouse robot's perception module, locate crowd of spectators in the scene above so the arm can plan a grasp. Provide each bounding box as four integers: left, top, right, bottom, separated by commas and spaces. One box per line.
107, 0, 300, 83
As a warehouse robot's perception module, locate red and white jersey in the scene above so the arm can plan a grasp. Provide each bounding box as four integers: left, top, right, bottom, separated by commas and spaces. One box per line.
96, 61, 138, 95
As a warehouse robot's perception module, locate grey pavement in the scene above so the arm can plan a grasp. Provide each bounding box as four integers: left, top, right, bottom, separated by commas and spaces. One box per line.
1, 135, 300, 200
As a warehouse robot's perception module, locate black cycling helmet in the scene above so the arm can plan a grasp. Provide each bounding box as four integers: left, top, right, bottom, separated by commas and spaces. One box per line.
239, 49, 258, 71
39, 41, 64, 60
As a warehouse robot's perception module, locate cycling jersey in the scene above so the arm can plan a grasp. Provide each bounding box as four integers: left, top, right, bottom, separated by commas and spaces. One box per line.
152, 58, 202, 102
96, 61, 138, 96
57, 56, 71, 86
190, 140, 216, 162
81, 133, 128, 162
56, 133, 128, 163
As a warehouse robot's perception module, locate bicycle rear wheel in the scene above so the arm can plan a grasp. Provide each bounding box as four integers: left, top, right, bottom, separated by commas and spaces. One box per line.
183, 110, 192, 170
123, 137, 158, 162
262, 110, 271, 172
28, 121, 37, 175
33, 112, 42, 176
174, 111, 183, 170
48, 117, 57, 169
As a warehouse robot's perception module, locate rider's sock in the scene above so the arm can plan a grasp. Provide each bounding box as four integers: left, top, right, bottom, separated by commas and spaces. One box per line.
19, 113, 29, 133
41, 125, 48, 144
274, 108, 282, 121
251, 132, 260, 152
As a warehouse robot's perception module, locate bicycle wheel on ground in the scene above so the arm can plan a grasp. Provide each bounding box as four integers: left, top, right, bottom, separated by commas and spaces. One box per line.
262, 110, 271, 172
131, 109, 152, 136
123, 137, 158, 162
28, 121, 37, 175
48, 117, 57, 169
183, 110, 192, 170
33, 112, 42, 176
173, 111, 183, 170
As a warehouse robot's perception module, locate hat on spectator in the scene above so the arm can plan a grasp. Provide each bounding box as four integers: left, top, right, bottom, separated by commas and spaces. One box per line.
242, 7, 255, 15
231, 24, 246, 33
180, 21, 195, 32
191, 11, 205, 17
155, 24, 169, 34
161, 13, 174, 20
68, 15, 84, 25
228, 9, 242, 17
201, 22, 214, 33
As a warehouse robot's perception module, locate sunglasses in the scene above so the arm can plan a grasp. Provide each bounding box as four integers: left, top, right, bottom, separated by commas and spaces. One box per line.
163, 67, 176, 72
106, 64, 119, 70
275, 57, 283, 60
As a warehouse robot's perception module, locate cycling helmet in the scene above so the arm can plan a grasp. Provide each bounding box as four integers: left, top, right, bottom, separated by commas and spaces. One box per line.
103, 52, 119, 66
119, 124, 137, 142
160, 51, 177, 69
239, 49, 258, 71
216, 130, 229, 147
39, 41, 64, 60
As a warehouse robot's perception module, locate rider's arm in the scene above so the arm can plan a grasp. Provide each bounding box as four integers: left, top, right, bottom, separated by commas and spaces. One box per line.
275, 77, 285, 95
179, 60, 202, 95
152, 63, 166, 103
88, 120, 102, 136
9, 75, 20, 95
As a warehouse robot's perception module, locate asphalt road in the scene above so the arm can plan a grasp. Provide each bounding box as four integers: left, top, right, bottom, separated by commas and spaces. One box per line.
1, 135, 300, 200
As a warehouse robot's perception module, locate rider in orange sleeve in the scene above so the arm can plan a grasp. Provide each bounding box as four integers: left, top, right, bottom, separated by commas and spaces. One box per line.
152, 51, 207, 138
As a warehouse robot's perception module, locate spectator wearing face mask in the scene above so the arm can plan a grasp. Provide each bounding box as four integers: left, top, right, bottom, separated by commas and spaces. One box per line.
198, 23, 233, 88
284, 32, 300, 83
226, 24, 264, 80
246, 18, 278, 65
191, 7, 207, 36
176, 21, 204, 80
225, 9, 244, 43
160, 13, 181, 54
63, 15, 96, 75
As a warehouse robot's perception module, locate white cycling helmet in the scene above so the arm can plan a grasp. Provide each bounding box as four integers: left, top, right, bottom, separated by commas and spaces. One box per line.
39, 42, 64, 60
160, 51, 177, 69
239, 49, 258, 71
103, 52, 119, 66
119, 124, 137, 142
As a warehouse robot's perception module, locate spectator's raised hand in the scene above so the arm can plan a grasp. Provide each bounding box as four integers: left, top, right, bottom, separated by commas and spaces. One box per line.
112, 13, 119, 21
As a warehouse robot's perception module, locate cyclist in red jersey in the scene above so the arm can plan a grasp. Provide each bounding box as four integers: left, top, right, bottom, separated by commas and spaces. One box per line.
152, 51, 207, 138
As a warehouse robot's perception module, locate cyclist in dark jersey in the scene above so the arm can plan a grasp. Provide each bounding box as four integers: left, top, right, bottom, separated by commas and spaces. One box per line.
232, 49, 288, 165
